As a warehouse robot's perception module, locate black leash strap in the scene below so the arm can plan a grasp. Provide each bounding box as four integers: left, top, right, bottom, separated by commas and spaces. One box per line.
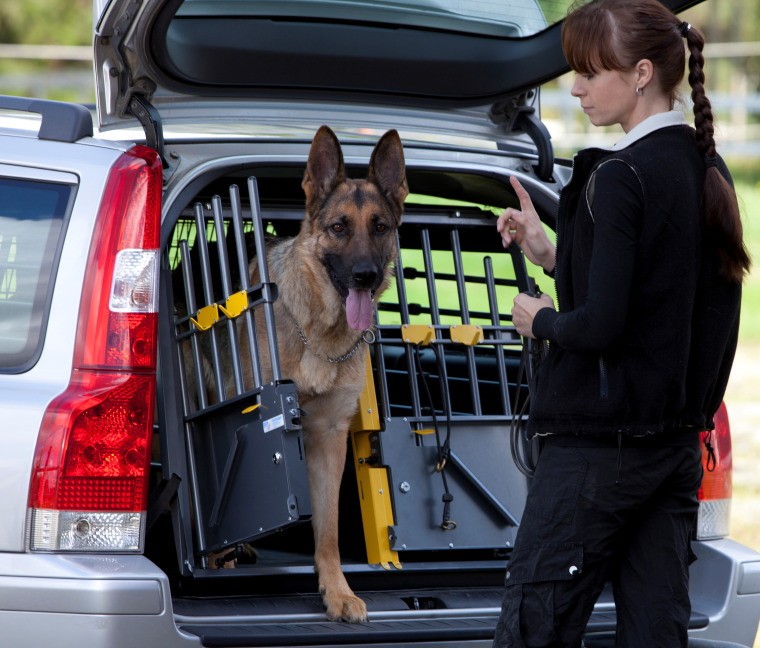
510, 285, 547, 477
412, 343, 457, 531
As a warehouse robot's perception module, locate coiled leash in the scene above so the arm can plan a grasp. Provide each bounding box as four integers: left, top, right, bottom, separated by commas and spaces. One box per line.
510, 284, 547, 478
412, 342, 457, 531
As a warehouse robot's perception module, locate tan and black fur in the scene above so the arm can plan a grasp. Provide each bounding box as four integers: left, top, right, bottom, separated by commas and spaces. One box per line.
237, 126, 407, 621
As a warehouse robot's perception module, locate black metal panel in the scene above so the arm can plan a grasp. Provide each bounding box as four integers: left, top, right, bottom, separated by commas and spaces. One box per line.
378, 419, 525, 553
191, 382, 310, 554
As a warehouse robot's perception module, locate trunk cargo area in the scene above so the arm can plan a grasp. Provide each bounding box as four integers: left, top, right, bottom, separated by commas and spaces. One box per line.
146, 161, 640, 646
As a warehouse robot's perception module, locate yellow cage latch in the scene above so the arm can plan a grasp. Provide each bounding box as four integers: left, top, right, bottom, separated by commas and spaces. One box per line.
449, 324, 483, 346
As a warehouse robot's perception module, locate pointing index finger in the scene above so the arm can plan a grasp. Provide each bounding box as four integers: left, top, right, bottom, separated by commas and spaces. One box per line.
509, 176, 533, 211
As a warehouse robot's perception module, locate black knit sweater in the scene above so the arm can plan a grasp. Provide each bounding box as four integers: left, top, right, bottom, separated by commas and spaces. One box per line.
529, 124, 741, 439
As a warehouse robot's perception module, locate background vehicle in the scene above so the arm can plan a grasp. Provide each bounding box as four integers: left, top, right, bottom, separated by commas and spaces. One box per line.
0, 1, 757, 646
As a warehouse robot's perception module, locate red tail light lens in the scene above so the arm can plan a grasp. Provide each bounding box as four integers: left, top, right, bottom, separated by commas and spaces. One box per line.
30, 372, 155, 512
28, 146, 161, 552
75, 146, 161, 370
697, 402, 733, 539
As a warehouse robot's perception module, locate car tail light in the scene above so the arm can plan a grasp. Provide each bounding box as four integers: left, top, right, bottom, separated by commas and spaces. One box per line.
696, 402, 732, 540
28, 145, 161, 552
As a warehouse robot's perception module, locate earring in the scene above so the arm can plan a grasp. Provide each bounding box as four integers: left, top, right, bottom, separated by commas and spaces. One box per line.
636, 86, 644, 96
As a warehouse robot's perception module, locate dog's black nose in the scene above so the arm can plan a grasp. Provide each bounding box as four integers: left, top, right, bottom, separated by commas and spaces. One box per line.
352, 262, 379, 288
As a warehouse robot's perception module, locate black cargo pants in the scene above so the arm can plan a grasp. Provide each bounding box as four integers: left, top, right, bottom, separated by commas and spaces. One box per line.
492, 434, 702, 648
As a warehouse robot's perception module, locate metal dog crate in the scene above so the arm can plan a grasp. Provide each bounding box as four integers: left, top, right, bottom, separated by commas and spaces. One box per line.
161, 174, 539, 572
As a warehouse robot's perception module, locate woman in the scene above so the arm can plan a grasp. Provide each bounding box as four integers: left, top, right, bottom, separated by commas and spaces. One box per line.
492, 1, 751, 646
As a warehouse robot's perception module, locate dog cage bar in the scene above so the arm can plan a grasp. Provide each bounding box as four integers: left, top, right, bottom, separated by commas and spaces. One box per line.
211, 195, 246, 396
373, 326, 394, 424
391, 232, 424, 423
176, 239, 211, 554
420, 228, 454, 419
193, 202, 227, 403
229, 183, 264, 388
421, 229, 440, 326
484, 255, 512, 416
247, 176, 282, 383
450, 228, 483, 416
185, 412, 209, 559
178, 239, 209, 412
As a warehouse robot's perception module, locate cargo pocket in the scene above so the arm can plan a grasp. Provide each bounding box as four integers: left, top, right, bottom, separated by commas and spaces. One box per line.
495, 542, 585, 648
506, 541, 584, 586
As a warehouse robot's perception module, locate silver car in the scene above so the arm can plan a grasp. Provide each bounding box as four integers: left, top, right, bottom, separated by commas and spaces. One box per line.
0, 0, 757, 646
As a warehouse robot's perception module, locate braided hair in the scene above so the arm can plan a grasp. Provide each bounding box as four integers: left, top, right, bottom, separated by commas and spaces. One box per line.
683, 22, 751, 282
562, 0, 751, 282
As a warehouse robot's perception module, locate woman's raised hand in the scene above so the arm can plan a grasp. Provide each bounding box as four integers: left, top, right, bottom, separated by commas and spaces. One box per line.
496, 176, 556, 273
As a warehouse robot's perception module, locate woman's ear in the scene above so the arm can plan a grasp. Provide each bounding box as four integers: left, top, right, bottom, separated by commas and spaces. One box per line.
635, 58, 654, 91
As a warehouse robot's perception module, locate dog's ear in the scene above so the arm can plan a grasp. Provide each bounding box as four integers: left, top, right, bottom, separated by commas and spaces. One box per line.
302, 125, 346, 211
368, 129, 408, 224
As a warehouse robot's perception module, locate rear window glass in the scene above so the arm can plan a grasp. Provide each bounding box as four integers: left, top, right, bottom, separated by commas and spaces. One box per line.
0, 174, 74, 372
175, 0, 575, 37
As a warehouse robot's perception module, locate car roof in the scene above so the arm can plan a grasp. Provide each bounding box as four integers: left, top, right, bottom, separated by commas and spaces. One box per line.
93, 0, 705, 135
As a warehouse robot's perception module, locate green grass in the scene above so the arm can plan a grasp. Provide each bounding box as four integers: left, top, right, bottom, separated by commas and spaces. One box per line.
736, 180, 760, 343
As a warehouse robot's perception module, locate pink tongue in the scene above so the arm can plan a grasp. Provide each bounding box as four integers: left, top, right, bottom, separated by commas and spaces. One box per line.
346, 289, 373, 330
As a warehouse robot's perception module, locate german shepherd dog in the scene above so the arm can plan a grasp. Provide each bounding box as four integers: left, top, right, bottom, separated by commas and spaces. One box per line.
231, 126, 407, 622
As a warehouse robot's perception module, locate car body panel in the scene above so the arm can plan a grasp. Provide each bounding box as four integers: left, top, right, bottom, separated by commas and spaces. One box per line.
0, 0, 756, 645
0, 134, 127, 552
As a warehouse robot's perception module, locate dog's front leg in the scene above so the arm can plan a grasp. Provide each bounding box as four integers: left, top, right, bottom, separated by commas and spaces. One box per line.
304, 418, 368, 623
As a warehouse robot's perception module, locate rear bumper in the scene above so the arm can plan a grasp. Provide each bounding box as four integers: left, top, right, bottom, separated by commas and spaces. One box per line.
0, 539, 756, 648
0, 553, 198, 648
688, 538, 760, 647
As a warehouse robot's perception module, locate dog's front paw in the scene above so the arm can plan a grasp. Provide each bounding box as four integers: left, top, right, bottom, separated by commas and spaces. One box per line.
323, 590, 368, 623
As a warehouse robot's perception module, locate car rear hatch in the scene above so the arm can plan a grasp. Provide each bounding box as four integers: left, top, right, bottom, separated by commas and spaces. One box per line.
93, 0, 577, 183
91, 1, 710, 645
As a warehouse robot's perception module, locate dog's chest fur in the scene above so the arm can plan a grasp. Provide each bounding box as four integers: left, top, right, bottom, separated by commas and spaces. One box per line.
252, 237, 369, 404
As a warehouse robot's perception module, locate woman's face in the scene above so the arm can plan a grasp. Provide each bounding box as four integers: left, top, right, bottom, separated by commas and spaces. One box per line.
570, 67, 641, 132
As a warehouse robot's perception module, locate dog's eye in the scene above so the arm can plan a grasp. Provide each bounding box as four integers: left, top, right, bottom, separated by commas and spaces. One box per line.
375, 223, 388, 234
331, 223, 345, 234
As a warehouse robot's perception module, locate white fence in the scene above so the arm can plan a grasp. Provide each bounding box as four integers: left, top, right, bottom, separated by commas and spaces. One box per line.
1, 42, 758, 156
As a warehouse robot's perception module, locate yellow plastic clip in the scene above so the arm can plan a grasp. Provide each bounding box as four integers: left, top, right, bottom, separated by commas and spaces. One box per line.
190, 304, 220, 331
219, 290, 249, 319
414, 428, 436, 436
241, 403, 261, 415
401, 324, 435, 346
450, 324, 483, 346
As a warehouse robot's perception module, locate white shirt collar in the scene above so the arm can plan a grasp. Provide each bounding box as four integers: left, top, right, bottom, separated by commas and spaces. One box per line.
609, 111, 688, 151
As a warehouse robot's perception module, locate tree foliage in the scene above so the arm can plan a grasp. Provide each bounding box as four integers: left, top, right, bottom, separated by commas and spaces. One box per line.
0, 0, 756, 48
683, 3, 760, 93
0, 0, 757, 97
0, 0, 91, 46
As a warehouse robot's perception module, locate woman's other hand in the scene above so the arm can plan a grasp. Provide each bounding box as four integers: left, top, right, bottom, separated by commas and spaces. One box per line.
512, 292, 555, 339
